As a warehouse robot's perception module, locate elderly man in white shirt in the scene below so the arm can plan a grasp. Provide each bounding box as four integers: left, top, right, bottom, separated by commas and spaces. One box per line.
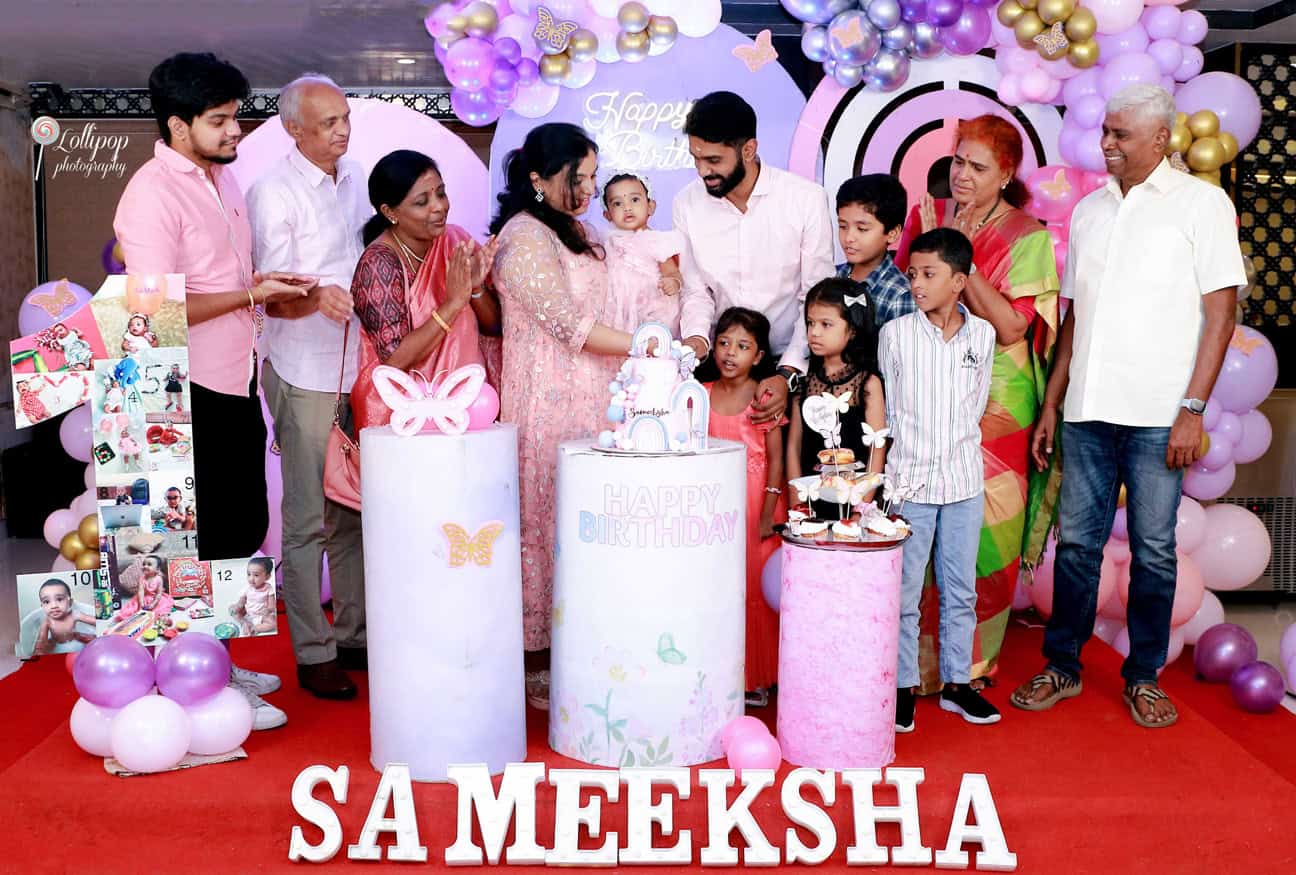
674, 91, 835, 423
248, 74, 371, 701
1012, 85, 1246, 728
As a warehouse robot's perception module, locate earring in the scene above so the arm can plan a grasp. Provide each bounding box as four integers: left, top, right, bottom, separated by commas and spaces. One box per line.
534, 188, 544, 203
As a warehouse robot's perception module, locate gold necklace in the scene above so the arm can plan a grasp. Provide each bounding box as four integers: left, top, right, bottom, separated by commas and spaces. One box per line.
391, 229, 426, 265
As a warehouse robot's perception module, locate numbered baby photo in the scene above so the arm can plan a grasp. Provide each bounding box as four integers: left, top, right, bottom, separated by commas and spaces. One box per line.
147, 475, 197, 535
89, 273, 188, 355
11, 371, 92, 428
94, 347, 192, 420
211, 557, 278, 640
14, 570, 98, 660
95, 474, 151, 533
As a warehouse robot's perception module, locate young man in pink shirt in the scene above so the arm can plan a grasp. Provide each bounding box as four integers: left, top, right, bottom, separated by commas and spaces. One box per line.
114, 53, 314, 730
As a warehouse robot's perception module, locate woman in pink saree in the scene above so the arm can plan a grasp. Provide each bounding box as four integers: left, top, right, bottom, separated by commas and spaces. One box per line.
351, 150, 499, 429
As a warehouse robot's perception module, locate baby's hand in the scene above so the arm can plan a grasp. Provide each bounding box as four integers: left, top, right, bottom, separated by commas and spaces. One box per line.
658, 275, 682, 296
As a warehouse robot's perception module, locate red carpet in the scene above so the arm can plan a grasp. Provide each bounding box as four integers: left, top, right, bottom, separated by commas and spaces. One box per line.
2, 623, 1293, 874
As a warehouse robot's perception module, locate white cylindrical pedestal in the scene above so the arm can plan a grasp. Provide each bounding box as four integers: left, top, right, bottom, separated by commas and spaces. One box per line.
361, 424, 526, 781
549, 440, 746, 767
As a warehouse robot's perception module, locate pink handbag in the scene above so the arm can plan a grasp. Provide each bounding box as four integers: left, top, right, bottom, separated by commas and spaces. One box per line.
323, 322, 361, 511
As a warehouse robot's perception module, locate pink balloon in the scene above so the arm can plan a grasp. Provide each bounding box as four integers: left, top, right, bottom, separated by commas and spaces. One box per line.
1213, 326, 1278, 414
1198, 432, 1235, 471
1063, 68, 1102, 108
1233, 410, 1272, 464
98, 417, 115, 435
1202, 397, 1222, 431
1164, 625, 1186, 668
1104, 536, 1131, 566
59, 404, 94, 463
726, 728, 782, 780
1214, 411, 1243, 445
1193, 504, 1272, 591
1146, 38, 1183, 75
70, 697, 121, 757
1040, 56, 1085, 80
110, 695, 192, 774
1169, 552, 1205, 626
1141, 6, 1181, 41
1011, 577, 1033, 610
1287, 655, 1296, 695
184, 686, 254, 755
44, 508, 79, 549
1095, 23, 1148, 60
1173, 46, 1204, 82
1093, 616, 1124, 645
1100, 52, 1162, 100
18, 280, 93, 335
1178, 590, 1224, 646
1072, 125, 1107, 173
1177, 9, 1207, 45
1182, 460, 1235, 501
1088, 0, 1145, 35
1098, 581, 1126, 620
720, 716, 769, 753
1175, 495, 1206, 555
1026, 165, 1086, 223
467, 382, 500, 430
1112, 625, 1130, 657
1110, 506, 1128, 540
1029, 538, 1056, 617
997, 75, 1025, 108
72, 489, 99, 521
1279, 623, 1296, 672
51, 555, 76, 572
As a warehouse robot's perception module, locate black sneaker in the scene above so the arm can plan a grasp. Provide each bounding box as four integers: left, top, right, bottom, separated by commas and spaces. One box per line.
895, 687, 915, 733
940, 683, 1001, 725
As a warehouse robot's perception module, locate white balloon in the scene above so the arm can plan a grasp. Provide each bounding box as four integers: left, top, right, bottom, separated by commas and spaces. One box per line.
562, 57, 598, 88
590, 0, 623, 16
511, 80, 562, 118
185, 686, 254, 756
84, 463, 96, 490
673, 0, 722, 38
70, 697, 120, 757
110, 695, 191, 774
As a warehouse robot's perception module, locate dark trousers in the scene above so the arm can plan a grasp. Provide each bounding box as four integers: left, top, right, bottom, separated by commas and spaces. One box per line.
191, 377, 269, 561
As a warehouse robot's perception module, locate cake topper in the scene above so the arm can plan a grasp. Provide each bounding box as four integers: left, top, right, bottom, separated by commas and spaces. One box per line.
860, 422, 891, 475
882, 476, 924, 516
801, 390, 850, 450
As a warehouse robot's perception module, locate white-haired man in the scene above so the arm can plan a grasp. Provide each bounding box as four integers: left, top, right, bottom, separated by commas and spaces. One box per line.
248, 74, 370, 700
1012, 85, 1246, 727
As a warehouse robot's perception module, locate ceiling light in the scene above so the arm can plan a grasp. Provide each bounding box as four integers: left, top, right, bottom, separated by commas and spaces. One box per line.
396, 57, 416, 65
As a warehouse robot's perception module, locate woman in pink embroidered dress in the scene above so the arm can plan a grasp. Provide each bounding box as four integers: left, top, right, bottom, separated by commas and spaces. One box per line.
490, 124, 637, 710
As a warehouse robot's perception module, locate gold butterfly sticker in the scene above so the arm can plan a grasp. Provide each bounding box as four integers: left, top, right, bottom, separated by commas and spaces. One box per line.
442, 521, 505, 568
1038, 168, 1072, 200
1033, 22, 1070, 59
831, 17, 865, 50
732, 29, 778, 73
1230, 326, 1264, 354
28, 278, 76, 317
532, 6, 579, 53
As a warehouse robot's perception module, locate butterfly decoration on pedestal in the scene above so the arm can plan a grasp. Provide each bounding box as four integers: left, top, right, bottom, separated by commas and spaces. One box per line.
372, 363, 486, 437
883, 477, 924, 516
442, 521, 505, 568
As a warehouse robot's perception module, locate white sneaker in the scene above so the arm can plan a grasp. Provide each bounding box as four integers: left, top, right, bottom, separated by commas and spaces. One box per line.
233, 683, 288, 731
230, 664, 281, 696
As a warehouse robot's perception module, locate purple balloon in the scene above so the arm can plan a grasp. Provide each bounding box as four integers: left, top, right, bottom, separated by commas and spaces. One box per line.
494, 37, 523, 67
1199, 431, 1235, 471
73, 635, 156, 708
1213, 326, 1278, 413
59, 403, 94, 463
451, 87, 503, 127
1063, 67, 1102, 109
761, 549, 782, 613
516, 58, 540, 86
780, 0, 856, 26
1147, 38, 1184, 76
1202, 396, 1222, 431
1233, 410, 1273, 465
1178, 9, 1208, 46
1214, 410, 1243, 446
445, 37, 494, 92
18, 280, 93, 336
1175, 72, 1263, 152
1182, 460, 1236, 501
1073, 124, 1107, 174
101, 238, 125, 274
1141, 6, 1181, 41
901, 0, 928, 24
1095, 24, 1148, 62
154, 632, 231, 706
1072, 93, 1108, 129
1174, 46, 1204, 83
1100, 51, 1162, 100
490, 62, 519, 93
939, 6, 990, 55
926, 0, 963, 28
1194, 623, 1259, 683
1229, 660, 1286, 713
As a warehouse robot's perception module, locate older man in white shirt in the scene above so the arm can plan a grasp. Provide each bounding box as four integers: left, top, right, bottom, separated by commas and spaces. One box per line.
248, 74, 371, 700
1012, 85, 1246, 728
674, 91, 835, 422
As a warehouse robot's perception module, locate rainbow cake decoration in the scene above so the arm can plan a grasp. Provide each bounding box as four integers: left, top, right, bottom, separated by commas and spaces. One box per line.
598, 322, 710, 453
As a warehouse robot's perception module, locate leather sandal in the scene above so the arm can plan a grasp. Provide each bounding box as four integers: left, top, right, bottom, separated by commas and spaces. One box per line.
1010, 669, 1082, 711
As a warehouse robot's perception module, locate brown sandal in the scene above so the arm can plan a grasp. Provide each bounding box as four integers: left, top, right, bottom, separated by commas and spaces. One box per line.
1123, 683, 1178, 729
1010, 669, 1082, 711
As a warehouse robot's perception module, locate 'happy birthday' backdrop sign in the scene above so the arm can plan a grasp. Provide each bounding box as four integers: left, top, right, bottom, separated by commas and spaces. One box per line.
490, 24, 807, 233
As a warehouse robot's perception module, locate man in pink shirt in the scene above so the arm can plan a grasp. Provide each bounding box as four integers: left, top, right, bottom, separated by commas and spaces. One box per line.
114, 53, 313, 731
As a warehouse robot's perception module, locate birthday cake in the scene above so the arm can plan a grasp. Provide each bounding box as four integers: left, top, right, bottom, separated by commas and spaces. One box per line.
598, 322, 710, 453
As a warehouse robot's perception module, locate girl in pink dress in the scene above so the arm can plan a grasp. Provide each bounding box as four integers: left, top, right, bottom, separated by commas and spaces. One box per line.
490, 124, 638, 709
703, 307, 786, 704
113, 556, 173, 623
600, 173, 685, 335
18, 378, 50, 425
118, 426, 142, 469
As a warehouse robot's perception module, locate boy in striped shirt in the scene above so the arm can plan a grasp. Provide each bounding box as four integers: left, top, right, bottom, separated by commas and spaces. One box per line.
879, 228, 998, 732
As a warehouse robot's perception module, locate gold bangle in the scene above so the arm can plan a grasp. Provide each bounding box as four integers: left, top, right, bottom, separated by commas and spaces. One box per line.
431, 310, 452, 333
247, 287, 258, 309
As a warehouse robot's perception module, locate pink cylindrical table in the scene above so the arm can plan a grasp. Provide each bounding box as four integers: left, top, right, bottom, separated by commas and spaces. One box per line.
776, 537, 903, 769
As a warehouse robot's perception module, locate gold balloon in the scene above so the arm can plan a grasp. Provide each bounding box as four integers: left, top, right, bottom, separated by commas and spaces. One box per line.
1167, 124, 1192, 156
616, 28, 650, 63
1193, 169, 1222, 186
1019, 0, 1038, 8
1063, 7, 1096, 41
997, 0, 1026, 26
445, 14, 468, 37
567, 28, 599, 62
1186, 109, 1220, 140
1175, 112, 1189, 128
538, 52, 572, 85
59, 532, 86, 562
1014, 11, 1045, 46
78, 514, 99, 549
1218, 131, 1239, 163
462, 1, 499, 38
617, 1, 650, 34
1067, 38, 1099, 69
647, 15, 678, 47
111, 241, 124, 265
75, 550, 100, 571
1038, 0, 1076, 25
1187, 136, 1225, 173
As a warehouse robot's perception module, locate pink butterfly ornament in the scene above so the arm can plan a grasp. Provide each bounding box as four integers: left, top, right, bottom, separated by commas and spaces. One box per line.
372, 364, 493, 437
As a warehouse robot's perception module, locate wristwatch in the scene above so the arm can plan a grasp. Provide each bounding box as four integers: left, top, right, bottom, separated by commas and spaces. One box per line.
777, 366, 802, 394
1181, 398, 1207, 415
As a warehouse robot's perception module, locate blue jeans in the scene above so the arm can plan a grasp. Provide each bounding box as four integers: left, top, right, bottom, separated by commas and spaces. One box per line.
1044, 421, 1183, 684
897, 494, 984, 688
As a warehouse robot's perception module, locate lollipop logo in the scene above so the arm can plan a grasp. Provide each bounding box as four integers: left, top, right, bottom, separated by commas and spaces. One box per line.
31, 115, 60, 146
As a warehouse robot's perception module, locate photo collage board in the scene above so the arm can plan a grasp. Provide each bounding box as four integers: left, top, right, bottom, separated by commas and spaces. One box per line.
12, 274, 278, 658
